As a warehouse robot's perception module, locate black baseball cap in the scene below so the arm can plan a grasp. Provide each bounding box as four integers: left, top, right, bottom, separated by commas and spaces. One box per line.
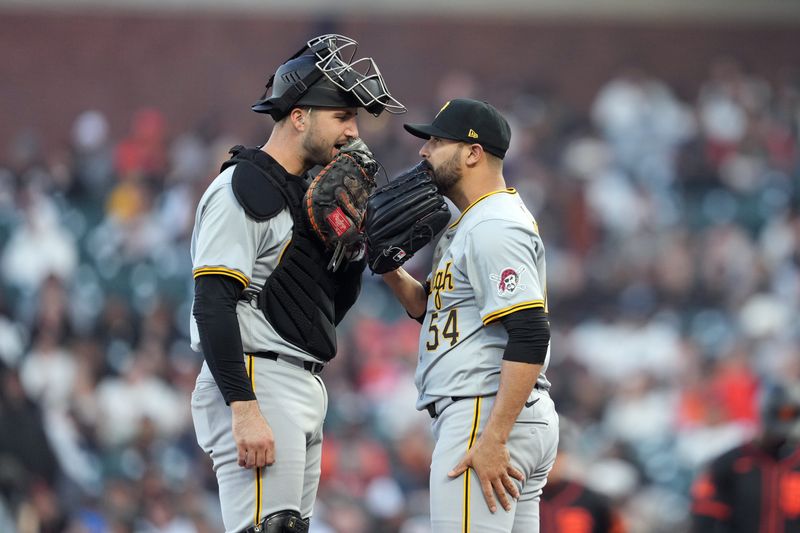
404, 98, 511, 159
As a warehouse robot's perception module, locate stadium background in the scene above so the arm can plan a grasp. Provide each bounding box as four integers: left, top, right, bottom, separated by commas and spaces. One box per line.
1, 0, 799, 531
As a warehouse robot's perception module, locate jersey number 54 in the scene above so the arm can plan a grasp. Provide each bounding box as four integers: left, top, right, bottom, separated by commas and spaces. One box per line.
426, 309, 459, 350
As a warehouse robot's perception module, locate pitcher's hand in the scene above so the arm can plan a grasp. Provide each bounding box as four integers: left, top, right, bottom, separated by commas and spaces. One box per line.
448, 434, 524, 513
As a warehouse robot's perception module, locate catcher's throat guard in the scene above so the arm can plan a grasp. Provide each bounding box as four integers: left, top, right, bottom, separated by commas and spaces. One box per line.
252, 34, 406, 120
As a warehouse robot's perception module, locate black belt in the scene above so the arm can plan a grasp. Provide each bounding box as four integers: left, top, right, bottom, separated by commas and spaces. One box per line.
426, 394, 495, 419
251, 351, 325, 375
425, 384, 543, 419
426, 397, 461, 418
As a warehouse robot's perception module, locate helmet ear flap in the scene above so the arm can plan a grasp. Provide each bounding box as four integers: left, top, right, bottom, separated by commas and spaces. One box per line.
251, 55, 324, 120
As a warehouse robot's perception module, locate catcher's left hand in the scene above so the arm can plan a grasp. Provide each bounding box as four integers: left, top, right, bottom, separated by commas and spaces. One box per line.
304, 138, 379, 271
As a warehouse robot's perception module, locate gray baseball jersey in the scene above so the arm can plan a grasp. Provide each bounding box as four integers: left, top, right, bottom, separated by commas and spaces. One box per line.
415, 188, 552, 410
417, 188, 559, 533
189, 164, 328, 532
189, 166, 314, 363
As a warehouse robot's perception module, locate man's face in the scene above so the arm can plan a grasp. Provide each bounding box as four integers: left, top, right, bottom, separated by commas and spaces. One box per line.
504, 273, 517, 292
419, 137, 464, 195
301, 107, 359, 167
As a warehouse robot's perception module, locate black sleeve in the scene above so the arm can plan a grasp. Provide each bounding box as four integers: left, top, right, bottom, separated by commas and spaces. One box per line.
407, 310, 425, 324
499, 307, 550, 364
334, 258, 366, 325
407, 281, 430, 324
193, 275, 256, 404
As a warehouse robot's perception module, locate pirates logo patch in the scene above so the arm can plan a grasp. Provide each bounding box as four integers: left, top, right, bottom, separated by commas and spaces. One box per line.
490, 266, 527, 297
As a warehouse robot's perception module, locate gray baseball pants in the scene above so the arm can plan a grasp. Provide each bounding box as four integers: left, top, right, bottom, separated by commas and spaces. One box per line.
429, 388, 559, 533
191, 355, 327, 533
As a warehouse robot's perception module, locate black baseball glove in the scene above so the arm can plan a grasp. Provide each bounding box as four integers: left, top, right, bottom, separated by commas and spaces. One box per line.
365, 160, 451, 274
304, 138, 379, 271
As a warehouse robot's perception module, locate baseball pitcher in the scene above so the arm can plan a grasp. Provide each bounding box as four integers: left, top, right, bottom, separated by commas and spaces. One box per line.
368, 98, 559, 532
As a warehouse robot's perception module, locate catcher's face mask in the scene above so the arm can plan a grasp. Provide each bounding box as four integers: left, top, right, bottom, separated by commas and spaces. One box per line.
252, 34, 406, 120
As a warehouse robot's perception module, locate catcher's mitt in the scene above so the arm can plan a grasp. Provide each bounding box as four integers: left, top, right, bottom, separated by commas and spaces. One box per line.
304, 138, 379, 271
365, 160, 451, 274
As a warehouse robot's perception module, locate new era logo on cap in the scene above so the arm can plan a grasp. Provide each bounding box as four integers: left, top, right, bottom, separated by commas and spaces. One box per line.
404, 98, 511, 159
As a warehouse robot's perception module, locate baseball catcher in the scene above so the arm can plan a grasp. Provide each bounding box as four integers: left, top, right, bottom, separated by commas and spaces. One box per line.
365, 160, 451, 274
304, 138, 379, 271
190, 33, 404, 533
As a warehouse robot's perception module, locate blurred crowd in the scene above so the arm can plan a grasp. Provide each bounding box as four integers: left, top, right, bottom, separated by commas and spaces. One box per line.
1, 56, 799, 533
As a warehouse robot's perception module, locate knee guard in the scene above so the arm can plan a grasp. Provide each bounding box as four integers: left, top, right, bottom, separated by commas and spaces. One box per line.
241, 510, 309, 533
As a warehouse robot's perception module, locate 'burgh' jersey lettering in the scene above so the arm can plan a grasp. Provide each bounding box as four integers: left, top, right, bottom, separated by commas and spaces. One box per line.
415, 189, 551, 410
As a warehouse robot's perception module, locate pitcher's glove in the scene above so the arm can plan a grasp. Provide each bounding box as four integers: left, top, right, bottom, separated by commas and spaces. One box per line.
304, 138, 379, 271
365, 160, 451, 274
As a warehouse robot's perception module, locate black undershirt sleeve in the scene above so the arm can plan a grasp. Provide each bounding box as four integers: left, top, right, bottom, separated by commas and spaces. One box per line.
407, 281, 430, 324
193, 274, 255, 405
499, 307, 550, 364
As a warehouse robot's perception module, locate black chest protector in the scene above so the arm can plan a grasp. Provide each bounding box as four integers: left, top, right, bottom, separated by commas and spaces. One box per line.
223, 146, 361, 362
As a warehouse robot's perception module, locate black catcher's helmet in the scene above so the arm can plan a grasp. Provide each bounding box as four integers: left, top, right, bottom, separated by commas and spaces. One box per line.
252, 34, 406, 121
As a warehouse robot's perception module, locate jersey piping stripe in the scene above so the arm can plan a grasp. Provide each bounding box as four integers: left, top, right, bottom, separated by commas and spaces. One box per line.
463, 397, 481, 533
449, 188, 516, 229
482, 300, 545, 325
247, 355, 263, 528
277, 239, 292, 264
193, 266, 250, 288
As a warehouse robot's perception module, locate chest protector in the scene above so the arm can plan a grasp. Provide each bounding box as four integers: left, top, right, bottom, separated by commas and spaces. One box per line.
223, 146, 347, 362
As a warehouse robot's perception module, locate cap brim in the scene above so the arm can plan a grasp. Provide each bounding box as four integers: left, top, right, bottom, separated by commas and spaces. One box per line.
403, 123, 460, 142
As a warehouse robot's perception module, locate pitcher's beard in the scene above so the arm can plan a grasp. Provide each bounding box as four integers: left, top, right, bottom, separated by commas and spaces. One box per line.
431, 149, 463, 195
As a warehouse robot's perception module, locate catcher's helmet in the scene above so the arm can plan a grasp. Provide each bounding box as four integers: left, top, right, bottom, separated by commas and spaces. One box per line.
252, 34, 406, 121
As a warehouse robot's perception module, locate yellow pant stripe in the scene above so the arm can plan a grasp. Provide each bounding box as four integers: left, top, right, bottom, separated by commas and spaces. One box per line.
463, 465, 470, 533
255, 466, 262, 527
248, 355, 255, 391
246, 356, 262, 527
463, 397, 482, 533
